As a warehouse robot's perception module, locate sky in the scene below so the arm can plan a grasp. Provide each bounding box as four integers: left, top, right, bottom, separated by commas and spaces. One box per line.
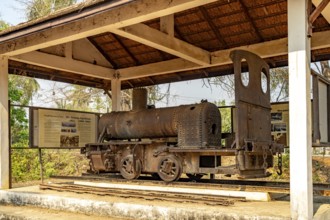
0, 0, 26, 25
0, 0, 232, 108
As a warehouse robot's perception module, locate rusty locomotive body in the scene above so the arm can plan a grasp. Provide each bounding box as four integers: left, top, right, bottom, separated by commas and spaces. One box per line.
81, 50, 284, 182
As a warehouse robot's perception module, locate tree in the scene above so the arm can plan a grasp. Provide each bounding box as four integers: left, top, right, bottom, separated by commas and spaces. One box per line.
9, 0, 91, 184
208, 67, 289, 103
269, 67, 289, 102
313, 61, 330, 80
0, 20, 10, 31
9, 75, 41, 182
9, 72, 40, 145
39, 83, 111, 112
215, 100, 232, 133
16, 0, 77, 20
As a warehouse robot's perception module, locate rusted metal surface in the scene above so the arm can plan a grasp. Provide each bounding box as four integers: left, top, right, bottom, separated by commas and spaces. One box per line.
83, 50, 284, 181
39, 183, 238, 206
230, 50, 283, 178
51, 175, 330, 196
132, 88, 148, 111
177, 102, 221, 148
98, 101, 221, 147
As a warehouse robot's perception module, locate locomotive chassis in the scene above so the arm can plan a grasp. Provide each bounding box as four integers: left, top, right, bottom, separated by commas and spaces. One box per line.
82, 138, 282, 182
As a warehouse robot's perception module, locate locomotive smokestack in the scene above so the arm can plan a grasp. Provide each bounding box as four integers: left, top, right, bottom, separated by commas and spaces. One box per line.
132, 88, 148, 111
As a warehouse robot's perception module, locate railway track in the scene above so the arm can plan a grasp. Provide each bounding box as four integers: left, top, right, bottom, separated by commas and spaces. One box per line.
41, 175, 329, 207
50, 174, 330, 196
39, 182, 240, 206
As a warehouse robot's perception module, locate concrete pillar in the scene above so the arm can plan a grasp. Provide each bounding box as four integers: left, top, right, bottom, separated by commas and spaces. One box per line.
0, 55, 9, 189
111, 79, 121, 111
288, 0, 313, 219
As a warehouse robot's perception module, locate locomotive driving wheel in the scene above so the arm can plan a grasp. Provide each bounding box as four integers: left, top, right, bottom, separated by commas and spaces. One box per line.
120, 155, 141, 180
157, 155, 182, 182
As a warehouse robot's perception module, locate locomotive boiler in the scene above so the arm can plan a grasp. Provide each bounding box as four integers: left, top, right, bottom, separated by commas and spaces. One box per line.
82, 50, 284, 182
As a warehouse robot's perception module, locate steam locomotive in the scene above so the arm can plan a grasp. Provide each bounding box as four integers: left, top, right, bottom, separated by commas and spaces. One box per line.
81, 50, 284, 182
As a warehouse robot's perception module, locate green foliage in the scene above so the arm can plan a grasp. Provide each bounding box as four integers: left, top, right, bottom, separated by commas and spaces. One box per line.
9, 0, 107, 184
48, 84, 110, 112
269, 153, 290, 180
41, 150, 89, 177
9, 75, 40, 144
270, 67, 289, 102
11, 148, 89, 182
11, 148, 40, 182
214, 100, 232, 133
0, 20, 10, 31
21, 0, 78, 20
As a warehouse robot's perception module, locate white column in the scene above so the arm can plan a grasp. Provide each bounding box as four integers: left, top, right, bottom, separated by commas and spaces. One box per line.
111, 79, 121, 111
288, 0, 313, 219
0, 55, 9, 189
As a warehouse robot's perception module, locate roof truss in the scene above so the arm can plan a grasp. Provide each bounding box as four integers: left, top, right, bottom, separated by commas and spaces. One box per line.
2, 0, 330, 87
110, 23, 210, 66
0, 0, 217, 56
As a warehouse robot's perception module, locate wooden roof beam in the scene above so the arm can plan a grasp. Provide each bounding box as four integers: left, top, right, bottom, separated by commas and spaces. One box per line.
87, 37, 117, 69
199, 6, 228, 48
160, 15, 174, 37
312, 0, 330, 23
112, 34, 140, 66
110, 23, 210, 66
238, 0, 263, 41
10, 51, 115, 80
0, 0, 218, 56
118, 30, 330, 80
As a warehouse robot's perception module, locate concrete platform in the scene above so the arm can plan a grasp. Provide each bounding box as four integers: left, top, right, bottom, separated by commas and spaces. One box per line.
0, 185, 329, 220
0, 204, 126, 220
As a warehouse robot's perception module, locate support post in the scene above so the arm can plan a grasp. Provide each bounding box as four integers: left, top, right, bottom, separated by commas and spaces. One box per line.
288, 1, 313, 219
111, 79, 121, 111
327, 84, 330, 142
8, 100, 12, 189
38, 148, 44, 183
160, 15, 174, 37
312, 75, 321, 143
0, 55, 9, 189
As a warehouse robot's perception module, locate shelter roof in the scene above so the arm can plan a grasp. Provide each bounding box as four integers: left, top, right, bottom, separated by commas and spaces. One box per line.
1, 0, 330, 90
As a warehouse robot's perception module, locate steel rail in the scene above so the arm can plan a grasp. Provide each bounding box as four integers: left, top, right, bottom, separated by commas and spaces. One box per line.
50, 175, 330, 196
39, 183, 239, 206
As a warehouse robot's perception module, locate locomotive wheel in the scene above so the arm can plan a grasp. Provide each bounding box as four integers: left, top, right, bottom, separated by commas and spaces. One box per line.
120, 155, 141, 180
157, 155, 182, 182
186, 173, 204, 181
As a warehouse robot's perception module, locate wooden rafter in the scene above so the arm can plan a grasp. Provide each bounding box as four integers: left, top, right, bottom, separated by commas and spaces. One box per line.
160, 15, 174, 37
117, 30, 330, 80
310, 0, 330, 23
112, 34, 140, 66
238, 0, 263, 41
87, 37, 117, 69
199, 6, 228, 49
9, 65, 107, 88
147, 77, 155, 85
312, 0, 330, 23
111, 23, 210, 66
0, 0, 218, 56
248, 0, 286, 10
11, 51, 115, 80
